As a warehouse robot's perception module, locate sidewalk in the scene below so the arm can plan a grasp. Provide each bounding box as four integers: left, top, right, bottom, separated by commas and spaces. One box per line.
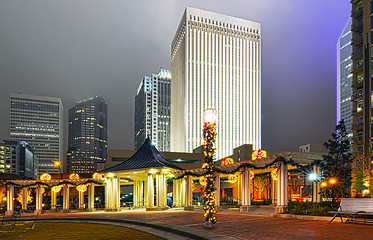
19, 207, 373, 239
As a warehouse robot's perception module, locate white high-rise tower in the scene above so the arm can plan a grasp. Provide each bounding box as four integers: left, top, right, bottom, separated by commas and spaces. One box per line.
171, 7, 261, 159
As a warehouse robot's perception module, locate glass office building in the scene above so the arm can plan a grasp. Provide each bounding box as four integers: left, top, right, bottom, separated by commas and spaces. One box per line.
10, 93, 63, 174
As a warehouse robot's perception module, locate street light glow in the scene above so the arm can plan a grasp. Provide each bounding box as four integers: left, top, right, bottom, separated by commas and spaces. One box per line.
203, 109, 217, 124
308, 173, 317, 181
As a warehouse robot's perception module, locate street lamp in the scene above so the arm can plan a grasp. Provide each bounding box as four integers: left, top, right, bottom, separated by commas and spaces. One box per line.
329, 178, 337, 185
53, 160, 62, 179
202, 108, 217, 229
53, 160, 62, 211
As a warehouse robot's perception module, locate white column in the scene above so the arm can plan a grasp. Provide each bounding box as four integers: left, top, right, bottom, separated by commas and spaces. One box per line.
173, 179, 179, 207
156, 174, 160, 207
78, 191, 84, 209
241, 168, 251, 206
22, 187, 28, 211
105, 178, 110, 209
140, 180, 144, 207
147, 174, 154, 208
114, 177, 120, 209
51, 188, 57, 210
156, 173, 167, 208
144, 180, 148, 207
283, 164, 288, 205
180, 178, 186, 206
35, 185, 43, 214
5, 184, 14, 215
62, 184, 70, 211
88, 183, 95, 211
237, 174, 242, 205
271, 178, 277, 204
185, 175, 193, 207
277, 168, 282, 206
133, 180, 138, 208
214, 174, 220, 206
162, 174, 167, 207
276, 163, 288, 208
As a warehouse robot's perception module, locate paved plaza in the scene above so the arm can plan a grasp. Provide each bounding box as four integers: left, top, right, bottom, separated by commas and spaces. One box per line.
27, 208, 373, 240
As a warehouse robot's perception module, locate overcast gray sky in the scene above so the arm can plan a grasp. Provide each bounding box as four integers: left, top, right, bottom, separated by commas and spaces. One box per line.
0, 0, 351, 153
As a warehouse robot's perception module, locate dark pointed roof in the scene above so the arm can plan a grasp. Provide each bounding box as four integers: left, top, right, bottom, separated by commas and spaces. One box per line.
100, 138, 183, 172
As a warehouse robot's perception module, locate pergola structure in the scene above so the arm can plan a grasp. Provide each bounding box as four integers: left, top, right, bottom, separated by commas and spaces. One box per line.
3, 141, 323, 214
100, 138, 184, 211
171, 150, 323, 213
4, 173, 104, 215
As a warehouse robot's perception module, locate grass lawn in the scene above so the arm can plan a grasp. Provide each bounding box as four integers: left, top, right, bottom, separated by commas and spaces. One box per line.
0, 222, 163, 239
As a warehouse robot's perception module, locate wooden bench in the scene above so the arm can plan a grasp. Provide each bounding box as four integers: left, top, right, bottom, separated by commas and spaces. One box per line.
328, 198, 373, 224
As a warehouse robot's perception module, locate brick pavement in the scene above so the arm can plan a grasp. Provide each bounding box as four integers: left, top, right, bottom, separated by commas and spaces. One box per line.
36, 210, 373, 240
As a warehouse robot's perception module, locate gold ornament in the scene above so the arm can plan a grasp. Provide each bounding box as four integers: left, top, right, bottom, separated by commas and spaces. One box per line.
52, 186, 62, 193
199, 176, 207, 186
76, 184, 87, 192
92, 172, 102, 180
69, 173, 80, 180
228, 175, 238, 183
40, 173, 51, 181
271, 169, 278, 181
252, 149, 267, 160
221, 157, 234, 166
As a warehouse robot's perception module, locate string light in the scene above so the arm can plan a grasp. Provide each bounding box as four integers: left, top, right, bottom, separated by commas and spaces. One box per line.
202, 115, 217, 227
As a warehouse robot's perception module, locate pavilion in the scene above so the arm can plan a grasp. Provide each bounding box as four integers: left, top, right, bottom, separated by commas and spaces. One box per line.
3, 138, 323, 215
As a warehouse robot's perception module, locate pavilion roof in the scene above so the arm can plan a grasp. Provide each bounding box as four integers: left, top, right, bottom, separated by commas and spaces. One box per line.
100, 138, 183, 172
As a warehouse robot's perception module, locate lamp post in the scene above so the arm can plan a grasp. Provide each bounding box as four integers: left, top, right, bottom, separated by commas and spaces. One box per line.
202, 109, 217, 228
53, 160, 62, 210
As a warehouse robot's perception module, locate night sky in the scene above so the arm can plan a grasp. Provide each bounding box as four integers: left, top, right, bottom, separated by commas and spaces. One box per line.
0, 1, 351, 153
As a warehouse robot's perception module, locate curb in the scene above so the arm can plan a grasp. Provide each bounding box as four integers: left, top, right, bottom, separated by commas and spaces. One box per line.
273, 213, 342, 223
14, 216, 235, 240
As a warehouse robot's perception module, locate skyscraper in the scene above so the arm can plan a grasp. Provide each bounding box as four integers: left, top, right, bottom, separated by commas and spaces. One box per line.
10, 93, 63, 174
337, 18, 353, 142
0, 140, 38, 179
67, 96, 107, 173
134, 68, 171, 151
170, 7, 261, 160
351, 1, 370, 161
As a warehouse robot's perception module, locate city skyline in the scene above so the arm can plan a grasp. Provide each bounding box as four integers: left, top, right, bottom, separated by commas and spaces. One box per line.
0, 1, 351, 152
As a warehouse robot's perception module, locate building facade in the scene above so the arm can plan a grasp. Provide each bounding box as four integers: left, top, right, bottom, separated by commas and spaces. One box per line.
337, 18, 353, 142
67, 96, 108, 173
10, 93, 63, 174
0, 140, 38, 179
134, 68, 171, 151
170, 7, 261, 160
351, 1, 370, 164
